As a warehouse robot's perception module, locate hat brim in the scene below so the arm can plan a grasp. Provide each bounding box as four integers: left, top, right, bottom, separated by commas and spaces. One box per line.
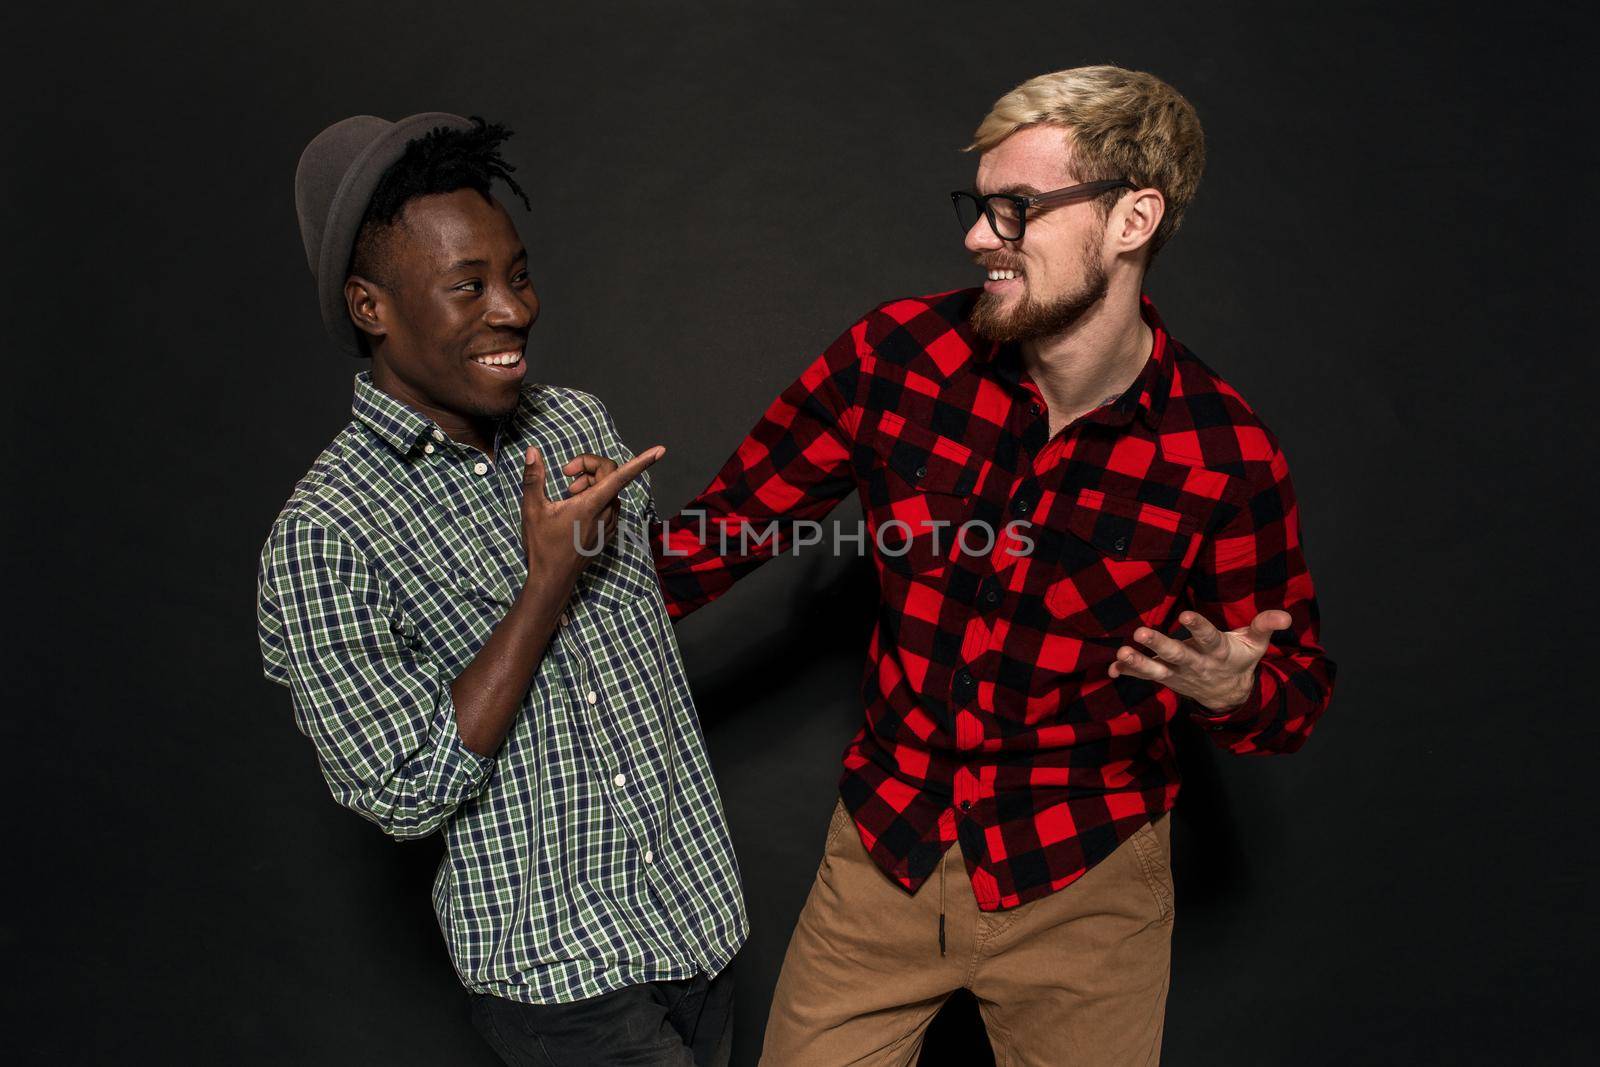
316, 112, 474, 357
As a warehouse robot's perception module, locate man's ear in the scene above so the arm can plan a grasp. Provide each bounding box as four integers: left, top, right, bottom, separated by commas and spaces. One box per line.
1113, 188, 1166, 260
344, 275, 389, 344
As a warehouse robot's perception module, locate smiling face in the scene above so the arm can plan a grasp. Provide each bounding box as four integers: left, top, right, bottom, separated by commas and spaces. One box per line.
347, 188, 538, 426
964, 125, 1119, 344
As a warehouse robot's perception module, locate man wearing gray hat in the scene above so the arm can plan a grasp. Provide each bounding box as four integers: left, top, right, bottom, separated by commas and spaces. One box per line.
256, 113, 746, 1065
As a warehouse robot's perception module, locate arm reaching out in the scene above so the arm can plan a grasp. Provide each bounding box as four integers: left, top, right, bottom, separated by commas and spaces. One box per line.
1108, 445, 1336, 755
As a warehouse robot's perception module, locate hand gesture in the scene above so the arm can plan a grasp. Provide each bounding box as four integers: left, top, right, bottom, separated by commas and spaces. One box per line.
520, 444, 663, 595
560, 453, 623, 538
1107, 609, 1292, 713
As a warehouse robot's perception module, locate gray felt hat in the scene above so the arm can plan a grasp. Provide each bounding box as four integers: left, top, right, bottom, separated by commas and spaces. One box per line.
294, 112, 474, 356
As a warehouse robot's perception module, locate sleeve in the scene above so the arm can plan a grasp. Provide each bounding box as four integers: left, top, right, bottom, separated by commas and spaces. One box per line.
1181, 445, 1337, 754
257, 516, 497, 839
646, 317, 868, 619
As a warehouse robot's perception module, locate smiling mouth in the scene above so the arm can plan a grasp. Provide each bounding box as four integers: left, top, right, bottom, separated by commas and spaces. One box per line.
985, 268, 1023, 281
467, 349, 527, 377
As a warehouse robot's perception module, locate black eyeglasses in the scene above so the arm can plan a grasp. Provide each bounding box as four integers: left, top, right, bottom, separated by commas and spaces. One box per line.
951, 179, 1136, 242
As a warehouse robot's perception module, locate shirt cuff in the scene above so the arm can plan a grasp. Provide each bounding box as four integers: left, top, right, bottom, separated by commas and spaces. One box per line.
423, 684, 498, 805
1189, 663, 1282, 731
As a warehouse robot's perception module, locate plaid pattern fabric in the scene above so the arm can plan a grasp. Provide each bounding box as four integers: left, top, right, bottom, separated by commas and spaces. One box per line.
257, 371, 747, 1003
654, 289, 1336, 910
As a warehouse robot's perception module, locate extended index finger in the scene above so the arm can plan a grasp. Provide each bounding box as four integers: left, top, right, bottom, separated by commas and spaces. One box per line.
583, 446, 666, 510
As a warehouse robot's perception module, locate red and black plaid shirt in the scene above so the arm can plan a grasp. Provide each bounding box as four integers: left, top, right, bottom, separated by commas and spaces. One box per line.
652, 289, 1335, 910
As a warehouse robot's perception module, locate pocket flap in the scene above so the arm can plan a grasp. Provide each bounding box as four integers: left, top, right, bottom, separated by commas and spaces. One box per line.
1062, 489, 1197, 561
876, 412, 979, 497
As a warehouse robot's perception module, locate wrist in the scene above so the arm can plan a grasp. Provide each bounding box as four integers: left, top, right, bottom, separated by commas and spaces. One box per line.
516, 562, 576, 616
1199, 669, 1258, 715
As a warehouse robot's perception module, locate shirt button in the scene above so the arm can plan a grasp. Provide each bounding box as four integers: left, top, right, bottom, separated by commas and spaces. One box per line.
473, 461, 488, 475
558, 612, 571, 627
613, 773, 627, 788
431, 428, 445, 442
1013, 497, 1032, 516
586, 690, 598, 705
423, 443, 435, 455
643, 850, 655, 865
1113, 536, 1128, 552
1029, 402, 1041, 416
960, 800, 972, 812
914, 465, 928, 480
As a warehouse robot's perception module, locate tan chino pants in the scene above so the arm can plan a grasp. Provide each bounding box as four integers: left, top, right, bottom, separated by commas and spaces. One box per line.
760, 800, 1175, 1066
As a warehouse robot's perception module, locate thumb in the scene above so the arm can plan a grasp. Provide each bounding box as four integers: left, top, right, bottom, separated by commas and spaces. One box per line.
1244, 609, 1293, 648
522, 445, 549, 505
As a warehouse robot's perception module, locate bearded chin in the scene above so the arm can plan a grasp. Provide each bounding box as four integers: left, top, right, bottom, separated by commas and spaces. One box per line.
971, 262, 1111, 344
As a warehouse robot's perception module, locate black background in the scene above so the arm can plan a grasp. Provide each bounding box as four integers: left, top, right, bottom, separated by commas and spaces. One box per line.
6, 1, 1595, 1063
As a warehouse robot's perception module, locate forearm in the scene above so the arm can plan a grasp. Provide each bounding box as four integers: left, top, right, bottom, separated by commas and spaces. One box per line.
647, 321, 865, 617
451, 568, 573, 755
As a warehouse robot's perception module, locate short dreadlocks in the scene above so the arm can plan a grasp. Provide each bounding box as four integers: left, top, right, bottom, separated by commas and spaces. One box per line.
348, 116, 532, 292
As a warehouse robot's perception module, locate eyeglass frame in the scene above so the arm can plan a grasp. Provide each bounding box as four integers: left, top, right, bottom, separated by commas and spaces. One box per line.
950, 179, 1137, 243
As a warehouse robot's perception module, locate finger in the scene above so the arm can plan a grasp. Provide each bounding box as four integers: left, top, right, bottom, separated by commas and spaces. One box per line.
522, 446, 548, 505
1111, 645, 1172, 683
1133, 627, 1194, 667
566, 473, 594, 495
561, 453, 619, 479
1177, 611, 1225, 653
585, 446, 666, 510
1244, 609, 1294, 647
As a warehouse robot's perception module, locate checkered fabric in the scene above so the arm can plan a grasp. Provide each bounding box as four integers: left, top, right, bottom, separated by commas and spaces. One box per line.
654, 290, 1336, 910
257, 371, 747, 1003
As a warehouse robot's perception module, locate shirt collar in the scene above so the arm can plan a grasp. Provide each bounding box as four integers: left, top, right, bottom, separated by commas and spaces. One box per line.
350, 370, 441, 457
982, 292, 1173, 433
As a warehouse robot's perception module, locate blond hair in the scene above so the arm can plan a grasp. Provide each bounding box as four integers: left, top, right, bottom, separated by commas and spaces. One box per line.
968, 65, 1205, 255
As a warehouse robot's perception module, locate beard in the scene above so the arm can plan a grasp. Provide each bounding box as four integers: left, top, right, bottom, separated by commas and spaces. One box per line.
970, 238, 1110, 344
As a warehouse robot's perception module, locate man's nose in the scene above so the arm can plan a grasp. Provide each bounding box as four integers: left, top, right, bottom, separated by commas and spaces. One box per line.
964, 215, 1003, 254
486, 285, 537, 330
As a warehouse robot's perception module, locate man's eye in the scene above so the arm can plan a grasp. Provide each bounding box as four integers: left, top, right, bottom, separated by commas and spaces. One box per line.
455, 280, 483, 293
513, 271, 530, 284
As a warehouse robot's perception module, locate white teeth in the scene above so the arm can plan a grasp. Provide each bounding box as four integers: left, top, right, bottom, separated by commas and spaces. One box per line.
472, 352, 521, 366
986, 269, 1020, 281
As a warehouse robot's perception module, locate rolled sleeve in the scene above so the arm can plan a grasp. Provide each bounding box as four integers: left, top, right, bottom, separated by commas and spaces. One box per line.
259, 516, 496, 839
1182, 446, 1336, 755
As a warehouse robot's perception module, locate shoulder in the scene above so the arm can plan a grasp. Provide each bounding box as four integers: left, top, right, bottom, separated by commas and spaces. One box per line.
855, 288, 981, 359
1162, 340, 1289, 484
796, 289, 981, 392
515, 381, 617, 446
259, 426, 382, 573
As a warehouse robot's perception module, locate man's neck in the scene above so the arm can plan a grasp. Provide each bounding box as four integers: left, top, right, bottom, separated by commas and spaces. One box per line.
1019, 283, 1153, 438
370, 360, 498, 458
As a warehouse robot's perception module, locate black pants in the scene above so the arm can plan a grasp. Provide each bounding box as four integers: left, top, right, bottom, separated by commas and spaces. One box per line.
469, 962, 736, 1067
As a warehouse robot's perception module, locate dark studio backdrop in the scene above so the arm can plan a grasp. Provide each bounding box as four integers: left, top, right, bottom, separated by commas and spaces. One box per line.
5, 1, 1594, 1063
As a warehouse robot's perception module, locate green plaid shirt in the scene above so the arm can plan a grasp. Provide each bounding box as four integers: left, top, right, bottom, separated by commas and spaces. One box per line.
256, 371, 747, 1004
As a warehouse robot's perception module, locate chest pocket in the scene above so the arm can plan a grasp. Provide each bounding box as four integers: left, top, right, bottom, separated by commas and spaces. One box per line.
1044, 489, 1202, 637
573, 489, 659, 614
865, 412, 984, 580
